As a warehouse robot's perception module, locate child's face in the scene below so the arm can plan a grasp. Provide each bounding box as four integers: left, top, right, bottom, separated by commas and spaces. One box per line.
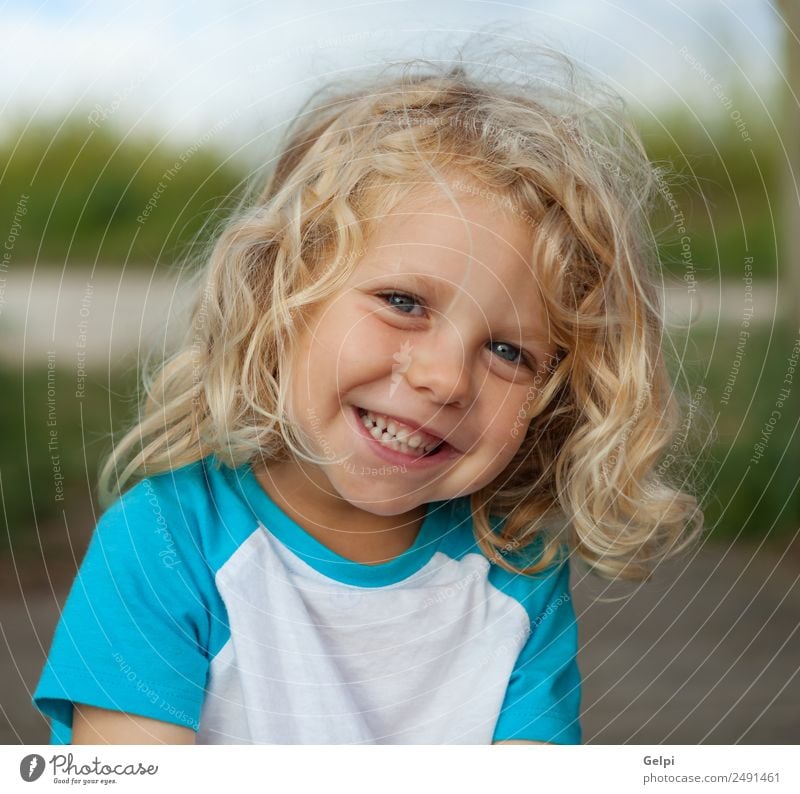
285, 179, 558, 518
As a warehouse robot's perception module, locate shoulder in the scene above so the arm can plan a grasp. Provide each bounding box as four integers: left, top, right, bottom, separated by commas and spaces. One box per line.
96, 455, 258, 575
112, 456, 215, 520
445, 498, 573, 616
105, 458, 206, 522
98, 459, 206, 560
489, 540, 573, 622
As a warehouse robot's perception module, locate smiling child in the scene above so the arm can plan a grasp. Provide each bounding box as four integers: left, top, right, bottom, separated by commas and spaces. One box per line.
33, 51, 702, 745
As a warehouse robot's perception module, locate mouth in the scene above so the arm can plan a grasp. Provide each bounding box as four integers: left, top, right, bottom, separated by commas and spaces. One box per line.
354, 406, 454, 459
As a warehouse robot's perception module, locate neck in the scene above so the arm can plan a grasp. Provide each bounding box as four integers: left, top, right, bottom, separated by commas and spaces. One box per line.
251, 457, 427, 565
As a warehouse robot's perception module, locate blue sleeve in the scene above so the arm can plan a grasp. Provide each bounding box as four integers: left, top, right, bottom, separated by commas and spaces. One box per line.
491, 555, 582, 744
32, 474, 216, 743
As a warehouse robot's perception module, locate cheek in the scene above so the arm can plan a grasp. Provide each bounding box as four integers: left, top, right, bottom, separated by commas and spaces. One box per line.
480, 395, 531, 445
336, 314, 399, 376
295, 304, 397, 398
287, 317, 341, 409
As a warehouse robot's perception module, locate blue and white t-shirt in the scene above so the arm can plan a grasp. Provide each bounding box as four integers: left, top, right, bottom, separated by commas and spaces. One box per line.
33, 455, 582, 744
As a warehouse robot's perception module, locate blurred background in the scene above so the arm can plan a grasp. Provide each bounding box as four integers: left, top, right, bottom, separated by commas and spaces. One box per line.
1, 0, 798, 744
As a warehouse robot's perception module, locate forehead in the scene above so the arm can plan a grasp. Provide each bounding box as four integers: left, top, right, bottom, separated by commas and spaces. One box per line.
358, 184, 534, 277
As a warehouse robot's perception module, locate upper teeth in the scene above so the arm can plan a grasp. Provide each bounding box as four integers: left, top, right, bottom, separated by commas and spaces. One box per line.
358, 409, 443, 455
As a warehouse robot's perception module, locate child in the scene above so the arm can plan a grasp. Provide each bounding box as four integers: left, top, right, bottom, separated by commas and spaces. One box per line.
34, 50, 703, 745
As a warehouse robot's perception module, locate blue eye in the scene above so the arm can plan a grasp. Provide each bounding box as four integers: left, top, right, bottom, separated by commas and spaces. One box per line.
376, 290, 531, 368
379, 291, 425, 316
490, 341, 524, 365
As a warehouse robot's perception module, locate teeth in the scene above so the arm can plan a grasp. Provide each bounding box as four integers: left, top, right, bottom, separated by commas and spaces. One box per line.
358, 408, 443, 456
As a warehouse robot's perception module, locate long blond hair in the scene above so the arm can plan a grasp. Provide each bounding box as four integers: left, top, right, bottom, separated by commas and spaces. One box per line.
99, 46, 705, 581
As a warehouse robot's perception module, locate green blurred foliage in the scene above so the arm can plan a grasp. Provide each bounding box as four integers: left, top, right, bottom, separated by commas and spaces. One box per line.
0, 103, 783, 278
636, 104, 780, 281
669, 321, 800, 545
0, 114, 247, 267
0, 364, 140, 561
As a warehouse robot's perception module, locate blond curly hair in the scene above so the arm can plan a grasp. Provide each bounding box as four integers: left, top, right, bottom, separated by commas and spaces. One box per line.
99, 46, 704, 582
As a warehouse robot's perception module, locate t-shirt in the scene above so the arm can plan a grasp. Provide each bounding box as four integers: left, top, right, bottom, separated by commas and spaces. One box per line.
33, 455, 582, 744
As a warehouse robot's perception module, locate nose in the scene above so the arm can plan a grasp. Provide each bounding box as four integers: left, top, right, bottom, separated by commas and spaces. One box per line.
400, 327, 473, 408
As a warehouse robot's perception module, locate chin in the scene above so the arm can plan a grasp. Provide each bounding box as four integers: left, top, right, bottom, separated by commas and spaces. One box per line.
354, 496, 421, 516
336, 487, 423, 517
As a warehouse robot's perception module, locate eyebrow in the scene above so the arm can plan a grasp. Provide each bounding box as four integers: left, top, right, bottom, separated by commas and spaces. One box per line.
376, 271, 553, 346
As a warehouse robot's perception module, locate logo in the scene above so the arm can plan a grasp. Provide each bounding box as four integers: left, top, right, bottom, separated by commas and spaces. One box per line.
20, 754, 45, 782
389, 340, 413, 398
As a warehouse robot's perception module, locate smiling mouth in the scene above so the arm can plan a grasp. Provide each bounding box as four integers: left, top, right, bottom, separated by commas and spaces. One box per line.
355, 406, 449, 458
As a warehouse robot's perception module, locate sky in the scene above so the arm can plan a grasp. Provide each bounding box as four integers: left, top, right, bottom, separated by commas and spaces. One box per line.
0, 0, 786, 153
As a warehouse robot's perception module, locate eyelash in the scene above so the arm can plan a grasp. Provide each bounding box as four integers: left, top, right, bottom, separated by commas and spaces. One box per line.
375, 290, 535, 369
